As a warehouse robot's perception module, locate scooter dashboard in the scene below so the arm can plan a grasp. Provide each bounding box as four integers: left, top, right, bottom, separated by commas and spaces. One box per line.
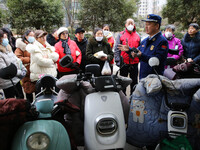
95, 75, 122, 92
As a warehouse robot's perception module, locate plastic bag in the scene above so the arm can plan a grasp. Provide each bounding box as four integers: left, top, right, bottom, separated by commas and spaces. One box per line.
101, 61, 111, 75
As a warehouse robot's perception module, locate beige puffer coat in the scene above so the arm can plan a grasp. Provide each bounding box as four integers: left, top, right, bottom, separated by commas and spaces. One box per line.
26, 40, 59, 82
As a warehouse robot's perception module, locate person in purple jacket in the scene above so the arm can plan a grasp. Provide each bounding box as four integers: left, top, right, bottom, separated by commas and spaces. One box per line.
163, 25, 184, 63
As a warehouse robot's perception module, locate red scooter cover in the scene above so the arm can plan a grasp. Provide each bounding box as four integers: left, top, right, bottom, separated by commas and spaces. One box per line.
0, 98, 33, 150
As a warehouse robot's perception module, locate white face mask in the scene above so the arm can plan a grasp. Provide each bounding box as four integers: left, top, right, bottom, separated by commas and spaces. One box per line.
103, 30, 109, 36
127, 25, 134, 31
165, 31, 173, 39
95, 36, 103, 41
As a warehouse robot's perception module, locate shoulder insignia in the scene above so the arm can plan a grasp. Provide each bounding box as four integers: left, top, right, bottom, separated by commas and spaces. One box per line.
161, 45, 167, 49
152, 38, 156, 41
150, 45, 154, 50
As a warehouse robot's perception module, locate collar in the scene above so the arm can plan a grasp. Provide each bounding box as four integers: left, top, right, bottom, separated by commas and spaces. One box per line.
149, 31, 160, 40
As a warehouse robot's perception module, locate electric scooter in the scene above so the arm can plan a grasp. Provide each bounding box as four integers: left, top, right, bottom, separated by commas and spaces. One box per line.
126, 57, 200, 149
0, 63, 72, 150
11, 74, 72, 150
57, 55, 132, 150
149, 57, 189, 137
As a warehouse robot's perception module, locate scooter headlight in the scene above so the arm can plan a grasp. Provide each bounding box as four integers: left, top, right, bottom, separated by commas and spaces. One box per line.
96, 118, 118, 135
27, 132, 50, 150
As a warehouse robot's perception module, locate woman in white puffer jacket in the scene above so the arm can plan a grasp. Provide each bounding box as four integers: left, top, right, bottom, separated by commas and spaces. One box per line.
26, 30, 59, 82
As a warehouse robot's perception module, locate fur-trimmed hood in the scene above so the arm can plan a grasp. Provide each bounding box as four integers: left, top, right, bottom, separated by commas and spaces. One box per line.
88, 36, 108, 46
0, 44, 12, 53
184, 31, 200, 42
16, 38, 27, 51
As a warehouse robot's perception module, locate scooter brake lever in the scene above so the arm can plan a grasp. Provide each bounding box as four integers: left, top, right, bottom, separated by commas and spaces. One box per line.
30, 105, 39, 118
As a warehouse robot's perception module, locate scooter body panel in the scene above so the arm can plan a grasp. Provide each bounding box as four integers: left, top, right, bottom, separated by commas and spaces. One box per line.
84, 91, 126, 150
11, 120, 71, 150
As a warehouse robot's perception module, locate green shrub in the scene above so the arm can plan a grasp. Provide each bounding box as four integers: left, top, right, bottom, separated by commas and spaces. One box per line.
174, 31, 184, 39
69, 34, 75, 40
84, 33, 92, 39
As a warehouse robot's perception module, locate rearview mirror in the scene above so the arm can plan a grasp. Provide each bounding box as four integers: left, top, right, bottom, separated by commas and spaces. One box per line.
59, 55, 73, 68
148, 57, 159, 67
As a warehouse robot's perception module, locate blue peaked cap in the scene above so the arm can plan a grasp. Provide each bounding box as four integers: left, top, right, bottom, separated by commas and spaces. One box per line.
142, 14, 162, 25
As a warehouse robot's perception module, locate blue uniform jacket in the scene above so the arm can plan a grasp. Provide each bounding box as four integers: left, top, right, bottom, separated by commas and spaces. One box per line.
138, 32, 168, 79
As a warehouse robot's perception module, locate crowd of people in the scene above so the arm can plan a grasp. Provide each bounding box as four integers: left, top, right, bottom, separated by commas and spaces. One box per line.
0, 13, 200, 100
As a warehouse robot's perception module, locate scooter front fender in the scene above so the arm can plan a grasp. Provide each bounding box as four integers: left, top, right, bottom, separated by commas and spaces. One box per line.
11, 120, 71, 150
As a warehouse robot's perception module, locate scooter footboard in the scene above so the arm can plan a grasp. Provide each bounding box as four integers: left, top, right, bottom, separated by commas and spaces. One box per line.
84, 92, 126, 150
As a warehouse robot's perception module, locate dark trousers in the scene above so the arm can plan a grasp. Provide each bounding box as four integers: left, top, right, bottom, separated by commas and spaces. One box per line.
120, 64, 138, 95
3, 81, 24, 99
26, 93, 33, 103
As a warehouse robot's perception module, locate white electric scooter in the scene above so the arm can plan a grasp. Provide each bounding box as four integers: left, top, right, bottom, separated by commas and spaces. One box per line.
73, 64, 130, 150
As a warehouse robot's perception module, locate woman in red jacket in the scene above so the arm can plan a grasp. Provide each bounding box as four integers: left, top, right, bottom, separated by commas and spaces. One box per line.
55, 27, 82, 78
103, 24, 115, 70
103, 24, 115, 49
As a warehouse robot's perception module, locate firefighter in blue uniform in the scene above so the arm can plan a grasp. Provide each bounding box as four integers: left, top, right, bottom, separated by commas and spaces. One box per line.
118, 14, 169, 79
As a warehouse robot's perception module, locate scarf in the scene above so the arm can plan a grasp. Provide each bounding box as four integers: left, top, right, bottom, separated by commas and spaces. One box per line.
61, 39, 71, 55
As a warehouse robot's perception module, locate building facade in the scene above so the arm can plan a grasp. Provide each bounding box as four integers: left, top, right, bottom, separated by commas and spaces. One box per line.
137, 0, 167, 18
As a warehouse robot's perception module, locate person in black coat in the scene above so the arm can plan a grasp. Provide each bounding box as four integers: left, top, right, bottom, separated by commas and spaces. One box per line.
46, 28, 59, 46
181, 23, 200, 64
74, 27, 88, 72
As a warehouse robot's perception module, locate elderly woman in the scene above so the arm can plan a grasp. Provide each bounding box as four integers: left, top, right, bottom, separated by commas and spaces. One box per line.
86, 28, 114, 73
182, 23, 200, 63
15, 30, 35, 102
163, 25, 184, 63
103, 24, 115, 49
55, 27, 82, 78
26, 30, 59, 82
0, 29, 26, 99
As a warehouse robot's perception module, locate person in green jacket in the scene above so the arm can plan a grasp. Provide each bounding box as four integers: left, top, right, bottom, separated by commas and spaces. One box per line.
86, 28, 114, 73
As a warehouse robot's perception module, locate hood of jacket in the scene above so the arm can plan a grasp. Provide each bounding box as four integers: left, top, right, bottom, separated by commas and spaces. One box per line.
26, 40, 55, 54
0, 44, 12, 53
184, 31, 200, 42
105, 31, 113, 39
88, 36, 108, 46
16, 38, 27, 51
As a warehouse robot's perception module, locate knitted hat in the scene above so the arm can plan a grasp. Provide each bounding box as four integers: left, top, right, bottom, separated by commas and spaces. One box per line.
57, 27, 69, 37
